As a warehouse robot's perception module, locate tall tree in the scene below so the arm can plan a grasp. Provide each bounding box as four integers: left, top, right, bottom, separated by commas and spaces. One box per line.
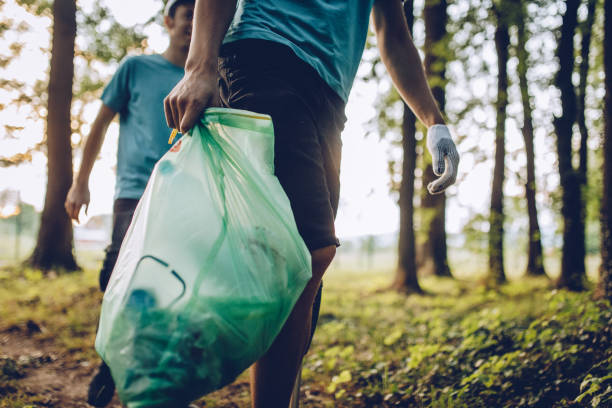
392, 0, 422, 294
9, 0, 150, 269
28, 0, 78, 271
577, 0, 597, 186
488, 0, 510, 286
576, 0, 597, 284
2, 2, 149, 169
599, 0, 612, 301
393, 105, 422, 293
515, 0, 545, 277
554, 0, 586, 291
420, 0, 452, 278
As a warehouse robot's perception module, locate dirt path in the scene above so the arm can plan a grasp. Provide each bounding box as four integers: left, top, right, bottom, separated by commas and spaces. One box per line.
1, 326, 121, 407
0, 326, 258, 408
0, 327, 330, 408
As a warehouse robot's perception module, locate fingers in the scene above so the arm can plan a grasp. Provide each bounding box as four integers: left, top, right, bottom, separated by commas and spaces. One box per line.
180, 102, 204, 134
165, 95, 182, 131
432, 149, 444, 176
65, 200, 81, 222
165, 91, 204, 134
65, 193, 89, 223
427, 156, 457, 195
164, 96, 176, 129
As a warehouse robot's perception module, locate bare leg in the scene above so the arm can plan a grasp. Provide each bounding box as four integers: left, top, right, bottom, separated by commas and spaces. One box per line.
250, 245, 336, 408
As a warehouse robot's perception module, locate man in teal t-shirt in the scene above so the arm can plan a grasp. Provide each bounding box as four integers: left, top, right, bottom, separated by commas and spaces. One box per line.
64, 1, 194, 406
166, 1, 460, 407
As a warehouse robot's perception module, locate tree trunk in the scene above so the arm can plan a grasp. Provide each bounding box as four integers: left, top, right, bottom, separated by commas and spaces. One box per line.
420, 0, 452, 278
554, 0, 585, 291
576, 0, 596, 284
488, 4, 510, 286
28, 0, 79, 272
393, 106, 423, 293
516, 3, 545, 277
577, 0, 596, 183
392, 0, 422, 294
599, 0, 612, 301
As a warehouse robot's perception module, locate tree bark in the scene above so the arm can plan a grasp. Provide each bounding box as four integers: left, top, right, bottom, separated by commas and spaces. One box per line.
599, 0, 612, 301
393, 106, 423, 293
392, 0, 422, 294
576, 0, 596, 285
488, 3, 510, 286
420, 0, 452, 278
28, 0, 79, 272
577, 0, 596, 183
516, 2, 546, 277
554, 0, 585, 291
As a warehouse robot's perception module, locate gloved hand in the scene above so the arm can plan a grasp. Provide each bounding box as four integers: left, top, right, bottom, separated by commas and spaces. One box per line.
426, 124, 459, 195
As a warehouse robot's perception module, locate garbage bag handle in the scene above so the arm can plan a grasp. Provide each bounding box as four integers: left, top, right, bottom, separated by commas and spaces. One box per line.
134, 255, 187, 308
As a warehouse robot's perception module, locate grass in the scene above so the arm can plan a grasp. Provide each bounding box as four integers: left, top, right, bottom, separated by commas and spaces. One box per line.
307, 268, 611, 407
1, 256, 611, 407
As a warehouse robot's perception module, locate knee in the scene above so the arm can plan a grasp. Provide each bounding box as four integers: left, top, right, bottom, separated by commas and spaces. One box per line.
311, 245, 336, 281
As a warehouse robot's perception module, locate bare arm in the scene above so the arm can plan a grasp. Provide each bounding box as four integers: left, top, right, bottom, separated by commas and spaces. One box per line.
75, 104, 115, 186
372, 0, 445, 127
164, 0, 238, 133
65, 104, 116, 221
373, 0, 459, 194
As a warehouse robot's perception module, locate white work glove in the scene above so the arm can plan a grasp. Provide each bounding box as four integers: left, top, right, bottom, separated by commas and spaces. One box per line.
426, 124, 459, 195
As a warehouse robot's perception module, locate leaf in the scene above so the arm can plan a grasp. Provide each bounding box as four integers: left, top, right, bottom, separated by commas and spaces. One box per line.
383, 328, 403, 346
326, 382, 337, 394
340, 345, 354, 358
337, 369, 352, 383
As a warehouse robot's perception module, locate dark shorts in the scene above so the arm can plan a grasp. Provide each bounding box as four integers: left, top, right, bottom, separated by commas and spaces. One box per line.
218, 39, 347, 252
99, 198, 138, 292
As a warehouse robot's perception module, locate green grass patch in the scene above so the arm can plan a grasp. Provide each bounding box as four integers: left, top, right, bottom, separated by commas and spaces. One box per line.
0, 266, 102, 361
306, 269, 612, 407
0, 264, 610, 407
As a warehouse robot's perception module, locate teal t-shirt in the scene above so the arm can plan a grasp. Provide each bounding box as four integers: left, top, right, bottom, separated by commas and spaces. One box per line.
224, 0, 375, 102
101, 54, 184, 200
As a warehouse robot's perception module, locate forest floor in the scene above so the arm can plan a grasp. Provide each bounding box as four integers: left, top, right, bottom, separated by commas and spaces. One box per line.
0, 265, 610, 407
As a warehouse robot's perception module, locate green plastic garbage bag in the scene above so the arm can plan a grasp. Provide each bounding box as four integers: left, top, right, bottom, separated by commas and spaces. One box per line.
95, 108, 312, 407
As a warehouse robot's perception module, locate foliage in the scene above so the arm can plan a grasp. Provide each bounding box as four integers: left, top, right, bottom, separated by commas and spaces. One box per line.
1, 264, 610, 407
304, 271, 612, 407
0, 0, 158, 167
0, 267, 102, 361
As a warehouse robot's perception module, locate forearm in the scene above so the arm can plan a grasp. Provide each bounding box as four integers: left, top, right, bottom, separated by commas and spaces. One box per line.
381, 40, 445, 127
373, 1, 445, 127
75, 105, 114, 185
185, 0, 238, 75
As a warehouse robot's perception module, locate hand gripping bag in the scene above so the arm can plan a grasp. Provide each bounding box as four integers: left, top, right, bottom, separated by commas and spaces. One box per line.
95, 108, 312, 407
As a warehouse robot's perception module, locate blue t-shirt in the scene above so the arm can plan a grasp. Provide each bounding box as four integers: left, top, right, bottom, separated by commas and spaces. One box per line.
224, 0, 375, 102
101, 54, 184, 200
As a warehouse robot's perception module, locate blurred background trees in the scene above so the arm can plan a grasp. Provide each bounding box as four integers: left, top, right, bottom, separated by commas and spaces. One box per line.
1, 0, 151, 271
366, 0, 608, 293
600, 0, 611, 301
0, 0, 609, 295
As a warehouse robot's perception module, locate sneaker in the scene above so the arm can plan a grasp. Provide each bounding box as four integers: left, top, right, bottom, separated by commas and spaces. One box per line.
87, 362, 115, 407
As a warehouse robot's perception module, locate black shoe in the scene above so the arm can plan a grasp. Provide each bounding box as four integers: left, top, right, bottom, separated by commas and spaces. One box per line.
87, 362, 115, 407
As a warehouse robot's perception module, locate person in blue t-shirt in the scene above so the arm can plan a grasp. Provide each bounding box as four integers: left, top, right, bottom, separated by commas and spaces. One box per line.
64, 0, 194, 406
165, 1, 460, 407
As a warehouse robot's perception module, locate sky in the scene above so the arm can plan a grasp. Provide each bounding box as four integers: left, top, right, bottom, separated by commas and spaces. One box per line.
0, 0, 581, 243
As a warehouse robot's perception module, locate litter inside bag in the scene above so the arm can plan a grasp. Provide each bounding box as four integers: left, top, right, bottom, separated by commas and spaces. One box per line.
95, 108, 311, 407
